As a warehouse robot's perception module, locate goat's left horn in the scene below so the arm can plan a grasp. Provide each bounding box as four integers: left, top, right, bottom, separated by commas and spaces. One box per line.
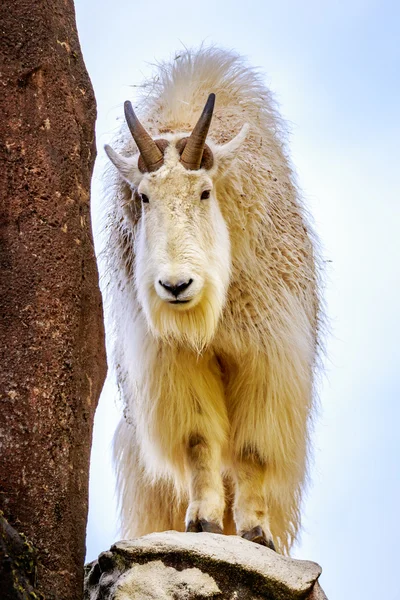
124, 101, 164, 172
180, 93, 215, 170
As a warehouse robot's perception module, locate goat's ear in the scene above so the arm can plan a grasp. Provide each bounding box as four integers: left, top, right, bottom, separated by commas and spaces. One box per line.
104, 145, 141, 183
212, 124, 250, 172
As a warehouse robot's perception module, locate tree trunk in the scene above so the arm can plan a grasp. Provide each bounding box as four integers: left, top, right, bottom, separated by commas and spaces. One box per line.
0, 1, 106, 598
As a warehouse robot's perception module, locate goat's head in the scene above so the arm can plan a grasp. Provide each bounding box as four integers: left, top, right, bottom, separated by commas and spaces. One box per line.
105, 94, 248, 351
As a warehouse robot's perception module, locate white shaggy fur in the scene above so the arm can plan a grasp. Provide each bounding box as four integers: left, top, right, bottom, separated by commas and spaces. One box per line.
102, 47, 322, 554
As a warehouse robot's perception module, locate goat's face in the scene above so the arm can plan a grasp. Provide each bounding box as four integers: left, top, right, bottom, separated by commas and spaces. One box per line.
105, 95, 248, 350
134, 157, 230, 350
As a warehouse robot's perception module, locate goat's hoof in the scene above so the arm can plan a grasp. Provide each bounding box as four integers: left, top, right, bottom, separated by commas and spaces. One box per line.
186, 519, 223, 534
242, 526, 276, 551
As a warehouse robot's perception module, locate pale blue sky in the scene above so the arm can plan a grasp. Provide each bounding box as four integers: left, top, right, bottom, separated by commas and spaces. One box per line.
75, 1, 400, 597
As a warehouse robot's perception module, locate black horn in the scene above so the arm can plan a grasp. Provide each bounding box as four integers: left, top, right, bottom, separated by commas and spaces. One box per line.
124, 101, 164, 172
180, 94, 215, 170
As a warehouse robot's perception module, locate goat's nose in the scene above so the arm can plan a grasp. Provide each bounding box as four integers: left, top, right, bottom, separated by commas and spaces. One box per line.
159, 279, 193, 297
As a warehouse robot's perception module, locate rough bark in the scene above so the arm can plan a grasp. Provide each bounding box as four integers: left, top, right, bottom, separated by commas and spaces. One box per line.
0, 1, 107, 599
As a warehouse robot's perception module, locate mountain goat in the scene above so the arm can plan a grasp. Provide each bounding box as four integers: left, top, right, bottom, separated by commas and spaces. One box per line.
103, 47, 322, 554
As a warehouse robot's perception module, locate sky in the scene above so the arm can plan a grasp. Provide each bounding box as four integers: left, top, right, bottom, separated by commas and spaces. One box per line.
74, 1, 400, 598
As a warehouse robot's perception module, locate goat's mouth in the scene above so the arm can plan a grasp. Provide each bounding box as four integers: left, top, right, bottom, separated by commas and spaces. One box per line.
169, 299, 191, 305
153, 286, 203, 309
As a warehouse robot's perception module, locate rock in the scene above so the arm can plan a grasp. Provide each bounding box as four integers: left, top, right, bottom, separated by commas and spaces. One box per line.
0, 511, 43, 600
0, 0, 106, 596
84, 531, 327, 599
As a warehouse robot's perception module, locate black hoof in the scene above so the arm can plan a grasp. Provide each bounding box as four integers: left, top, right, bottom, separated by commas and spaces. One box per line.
242, 526, 276, 551
186, 519, 223, 534
186, 520, 201, 532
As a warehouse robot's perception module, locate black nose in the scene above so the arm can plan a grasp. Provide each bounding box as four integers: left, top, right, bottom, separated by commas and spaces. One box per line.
159, 279, 193, 297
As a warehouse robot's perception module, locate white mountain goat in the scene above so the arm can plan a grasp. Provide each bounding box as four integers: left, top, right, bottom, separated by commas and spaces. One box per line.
103, 47, 322, 554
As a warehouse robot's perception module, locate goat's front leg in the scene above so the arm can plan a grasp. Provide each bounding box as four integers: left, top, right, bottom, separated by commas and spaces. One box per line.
185, 434, 225, 534
232, 454, 276, 550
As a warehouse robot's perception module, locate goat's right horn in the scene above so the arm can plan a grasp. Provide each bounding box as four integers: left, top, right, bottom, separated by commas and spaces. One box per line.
180, 93, 215, 170
124, 101, 164, 172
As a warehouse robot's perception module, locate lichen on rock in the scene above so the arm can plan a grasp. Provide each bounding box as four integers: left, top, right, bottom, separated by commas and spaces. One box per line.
0, 511, 43, 600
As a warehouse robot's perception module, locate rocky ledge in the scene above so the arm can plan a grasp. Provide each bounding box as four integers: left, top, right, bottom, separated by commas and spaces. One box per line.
84, 531, 327, 599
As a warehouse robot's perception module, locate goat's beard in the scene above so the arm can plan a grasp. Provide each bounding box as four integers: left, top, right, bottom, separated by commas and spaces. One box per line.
142, 285, 225, 353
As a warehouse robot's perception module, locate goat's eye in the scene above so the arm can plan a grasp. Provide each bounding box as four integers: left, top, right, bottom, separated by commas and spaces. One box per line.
201, 190, 211, 200
140, 193, 149, 203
